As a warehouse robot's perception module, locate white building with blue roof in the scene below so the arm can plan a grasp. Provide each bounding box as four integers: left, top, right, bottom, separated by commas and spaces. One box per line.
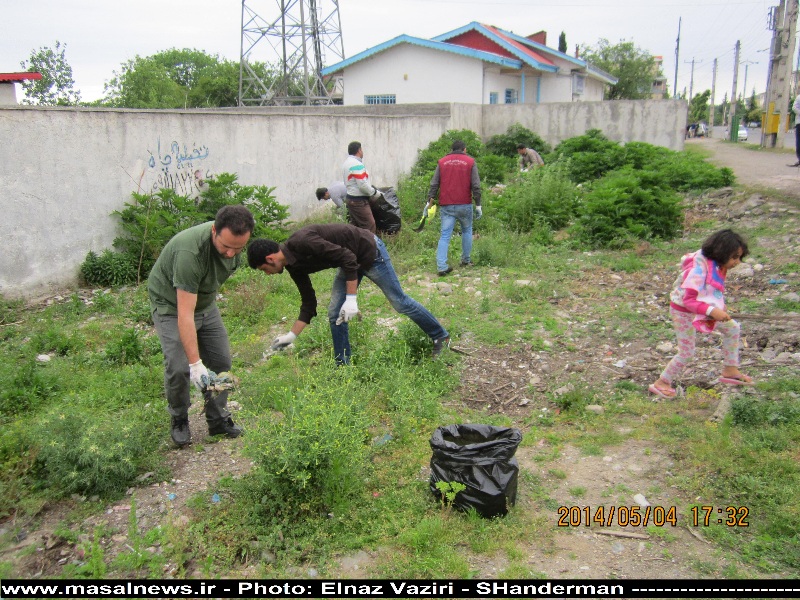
322, 22, 617, 106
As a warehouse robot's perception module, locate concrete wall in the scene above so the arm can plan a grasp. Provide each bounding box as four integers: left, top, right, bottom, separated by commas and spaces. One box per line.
0, 100, 686, 298
481, 99, 687, 148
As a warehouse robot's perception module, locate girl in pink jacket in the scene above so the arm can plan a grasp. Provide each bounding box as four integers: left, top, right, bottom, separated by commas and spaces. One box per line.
649, 229, 753, 399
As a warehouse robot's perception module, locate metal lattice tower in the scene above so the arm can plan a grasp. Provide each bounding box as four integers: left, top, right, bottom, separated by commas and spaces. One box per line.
239, 0, 344, 106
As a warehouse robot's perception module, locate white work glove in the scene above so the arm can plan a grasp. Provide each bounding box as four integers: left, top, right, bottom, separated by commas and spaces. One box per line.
189, 359, 210, 391
475, 206, 483, 220
369, 188, 382, 201
271, 331, 297, 351
335, 295, 359, 325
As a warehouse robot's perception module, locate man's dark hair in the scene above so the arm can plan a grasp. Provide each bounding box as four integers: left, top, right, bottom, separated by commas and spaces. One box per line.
316, 187, 328, 200
247, 238, 281, 268
348, 141, 362, 155
701, 229, 749, 264
215, 205, 255, 236
516, 143, 526, 150
451, 140, 466, 152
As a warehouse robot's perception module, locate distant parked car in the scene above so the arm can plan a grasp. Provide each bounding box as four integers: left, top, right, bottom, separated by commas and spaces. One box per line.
738, 126, 748, 141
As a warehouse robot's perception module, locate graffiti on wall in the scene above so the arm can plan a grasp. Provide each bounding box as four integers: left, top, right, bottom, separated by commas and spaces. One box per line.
141, 139, 212, 197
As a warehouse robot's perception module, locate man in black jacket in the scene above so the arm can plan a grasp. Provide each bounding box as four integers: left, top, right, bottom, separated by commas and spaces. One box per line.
247, 224, 449, 364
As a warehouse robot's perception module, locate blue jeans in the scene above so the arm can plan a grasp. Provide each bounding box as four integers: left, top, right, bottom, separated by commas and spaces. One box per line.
437, 204, 473, 271
328, 236, 448, 364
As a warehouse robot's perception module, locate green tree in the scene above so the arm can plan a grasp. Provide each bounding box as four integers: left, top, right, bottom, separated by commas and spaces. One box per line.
189, 60, 240, 107
558, 32, 567, 54
148, 48, 220, 89
744, 91, 762, 125
580, 39, 656, 100
103, 57, 187, 108
688, 89, 711, 123
102, 48, 276, 108
19, 41, 80, 105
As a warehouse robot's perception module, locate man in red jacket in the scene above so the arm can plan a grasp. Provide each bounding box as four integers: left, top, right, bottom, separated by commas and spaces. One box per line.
427, 140, 482, 276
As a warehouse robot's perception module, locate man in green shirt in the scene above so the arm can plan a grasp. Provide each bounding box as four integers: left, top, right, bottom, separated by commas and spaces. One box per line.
148, 205, 255, 446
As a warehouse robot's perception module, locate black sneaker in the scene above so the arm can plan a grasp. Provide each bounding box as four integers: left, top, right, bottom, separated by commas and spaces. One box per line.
432, 336, 451, 359
437, 267, 453, 277
208, 417, 243, 438
460, 259, 473, 267
171, 416, 191, 447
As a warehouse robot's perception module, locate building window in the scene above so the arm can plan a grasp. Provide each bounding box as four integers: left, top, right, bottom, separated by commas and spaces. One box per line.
504, 88, 518, 104
572, 74, 585, 96
364, 94, 396, 105
489, 92, 499, 104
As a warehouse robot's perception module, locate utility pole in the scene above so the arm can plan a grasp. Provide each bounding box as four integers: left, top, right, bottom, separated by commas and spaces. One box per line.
730, 41, 741, 140
709, 58, 718, 136
740, 60, 758, 102
778, 0, 798, 146
763, 0, 799, 147
673, 17, 681, 97
685, 58, 701, 101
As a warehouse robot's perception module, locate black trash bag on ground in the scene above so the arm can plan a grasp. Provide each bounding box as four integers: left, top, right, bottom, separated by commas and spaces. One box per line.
429, 424, 522, 518
370, 186, 402, 235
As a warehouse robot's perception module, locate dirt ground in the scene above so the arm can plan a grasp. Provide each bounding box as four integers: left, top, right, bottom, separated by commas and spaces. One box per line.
5, 136, 800, 584
695, 133, 800, 199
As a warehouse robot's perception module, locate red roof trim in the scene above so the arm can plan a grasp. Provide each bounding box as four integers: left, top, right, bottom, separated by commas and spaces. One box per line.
0, 72, 43, 82
482, 25, 554, 67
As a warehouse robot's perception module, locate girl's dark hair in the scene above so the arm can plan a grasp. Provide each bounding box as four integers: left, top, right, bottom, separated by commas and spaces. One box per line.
701, 229, 749, 264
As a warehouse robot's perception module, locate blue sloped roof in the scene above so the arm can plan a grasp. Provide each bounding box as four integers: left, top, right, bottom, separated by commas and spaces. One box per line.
321, 34, 523, 76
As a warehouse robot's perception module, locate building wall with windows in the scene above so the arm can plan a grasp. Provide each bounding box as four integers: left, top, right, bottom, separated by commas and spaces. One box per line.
342, 44, 484, 105
483, 69, 522, 104
339, 43, 607, 107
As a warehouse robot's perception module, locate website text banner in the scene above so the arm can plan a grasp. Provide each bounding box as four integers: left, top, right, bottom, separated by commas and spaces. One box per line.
2, 578, 798, 599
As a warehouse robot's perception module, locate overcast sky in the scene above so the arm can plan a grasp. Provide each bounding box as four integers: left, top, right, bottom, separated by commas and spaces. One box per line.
1, 0, 783, 105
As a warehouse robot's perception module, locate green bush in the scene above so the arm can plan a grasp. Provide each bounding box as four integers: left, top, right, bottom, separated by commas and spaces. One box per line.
486, 123, 552, 157
731, 397, 800, 427
476, 154, 515, 186
0, 424, 36, 518
80, 250, 139, 287
552, 129, 626, 183
196, 172, 291, 240
244, 372, 372, 512
104, 328, 145, 365
409, 129, 485, 178
113, 188, 200, 284
31, 405, 162, 498
656, 153, 735, 191
492, 163, 580, 232
31, 327, 80, 356
571, 167, 683, 248
0, 296, 24, 325
85, 173, 291, 287
395, 174, 432, 222
0, 361, 59, 419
